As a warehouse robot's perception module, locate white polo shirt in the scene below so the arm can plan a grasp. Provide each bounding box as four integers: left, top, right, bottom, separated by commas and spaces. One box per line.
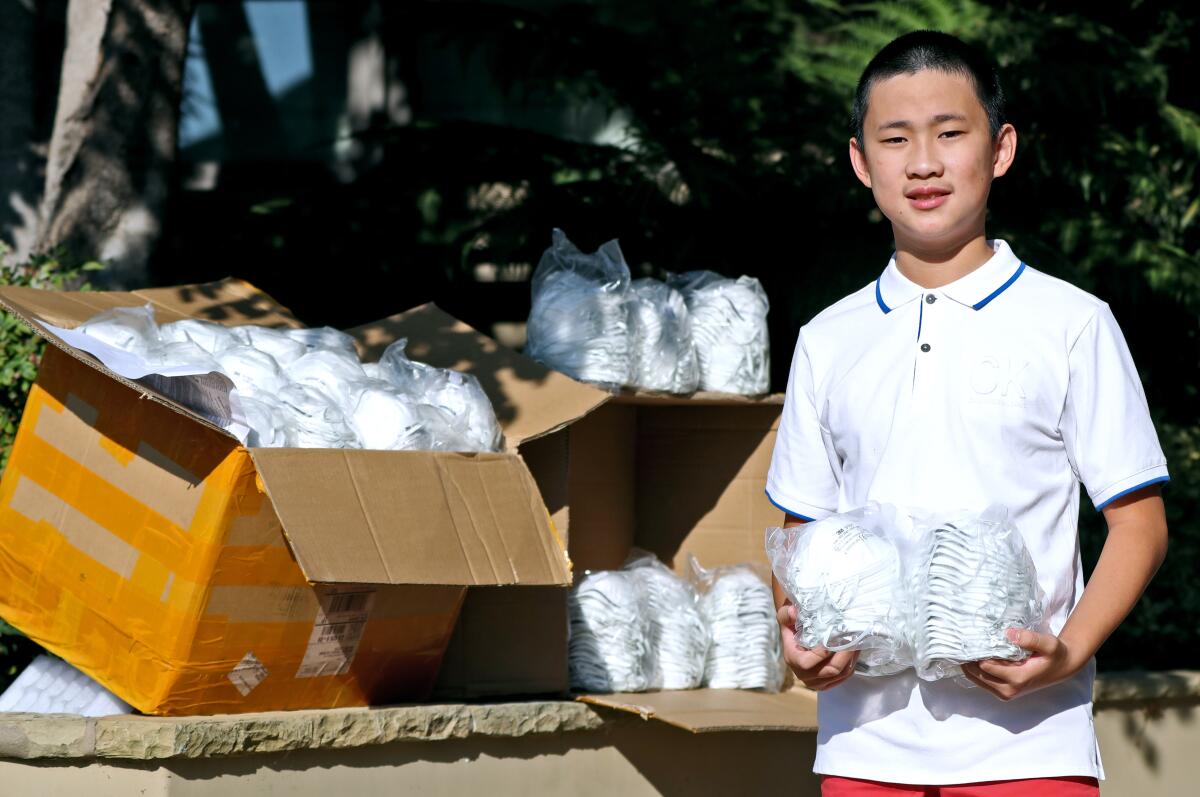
766, 239, 1169, 784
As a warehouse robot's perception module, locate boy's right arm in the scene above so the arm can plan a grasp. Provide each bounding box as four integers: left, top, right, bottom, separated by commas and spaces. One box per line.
773, 513, 859, 690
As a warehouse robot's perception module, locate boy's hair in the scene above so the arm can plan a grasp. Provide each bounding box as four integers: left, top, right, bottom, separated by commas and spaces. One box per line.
852, 30, 1006, 149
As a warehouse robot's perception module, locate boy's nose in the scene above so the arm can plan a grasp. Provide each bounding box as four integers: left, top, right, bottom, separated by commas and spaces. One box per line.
906, 143, 944, 179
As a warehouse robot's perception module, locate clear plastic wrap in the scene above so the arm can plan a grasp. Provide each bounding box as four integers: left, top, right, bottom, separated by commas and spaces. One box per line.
274, 383, 358, 449
378, 339, 503, 452
78, 304, 160, 355
74, 310, 507, 453
159, 318, 239, 355
624, 550, 709, 690
524, 229, 633, 388
214, 345, 287, 396
911, 505, 1046, 682
670, 271, 770, 395
568, 569, 655, 693
627, 278, 700, 394
766, 503, 912, 677
690, 557, 786, 692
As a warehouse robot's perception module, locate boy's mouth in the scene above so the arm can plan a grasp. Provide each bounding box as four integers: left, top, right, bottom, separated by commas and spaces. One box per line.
906, 186, 950, 211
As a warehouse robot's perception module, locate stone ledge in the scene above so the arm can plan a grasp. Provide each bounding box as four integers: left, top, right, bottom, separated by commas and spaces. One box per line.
0, 700, 607, 761
2, 671, 1195, 762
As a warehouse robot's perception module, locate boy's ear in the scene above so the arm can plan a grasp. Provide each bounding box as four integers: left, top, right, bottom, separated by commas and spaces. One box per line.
849, 138, 873, 189
992, 123, 1018, 178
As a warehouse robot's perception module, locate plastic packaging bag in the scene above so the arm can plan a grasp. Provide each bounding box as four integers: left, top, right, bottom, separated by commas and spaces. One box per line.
274, 383, 358, 449
214, 345, 287, 396
525, 229, 633, 388
627, 278, 700, 394
232, 325, 308, 367
232, 392, 293, 448
766, 503, 911, 676
284, 349, 367, 408
690, 557, 786, 691
284, 325, 360, 356
910, 505, 1045, 682
344, 381, 431, 451
159, 318, 239, 355
624, 550, 709, 690
568, 569, 655, 693
78, 304, 160, 355
671, 271, 770, 395
378, 339, 503, 452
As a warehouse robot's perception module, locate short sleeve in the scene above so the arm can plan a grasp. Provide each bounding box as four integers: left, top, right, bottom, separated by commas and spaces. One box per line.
1060, 304, 1169, 510
765, 329, 840, 520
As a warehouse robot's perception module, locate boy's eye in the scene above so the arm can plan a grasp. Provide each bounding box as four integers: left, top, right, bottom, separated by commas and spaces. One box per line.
939, 130, 965, 139
882, 136, 907, 145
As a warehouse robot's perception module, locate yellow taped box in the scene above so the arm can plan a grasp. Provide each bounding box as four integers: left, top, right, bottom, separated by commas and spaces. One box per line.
0, 280, 574, 716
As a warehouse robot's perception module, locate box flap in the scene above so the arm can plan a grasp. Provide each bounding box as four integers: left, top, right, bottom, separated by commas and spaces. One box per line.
346, 303, 610, 447
611, 389, 785, 407
578, 687, 817, 732
0, 277, 300, 331
248, 447, 571, 587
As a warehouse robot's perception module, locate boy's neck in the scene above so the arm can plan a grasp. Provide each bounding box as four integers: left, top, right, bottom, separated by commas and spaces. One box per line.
893, 234, 995, 289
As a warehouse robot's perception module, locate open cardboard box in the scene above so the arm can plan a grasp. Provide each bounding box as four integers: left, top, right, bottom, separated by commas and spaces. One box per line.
0, 278, 582, 715
369, 297, 814, 733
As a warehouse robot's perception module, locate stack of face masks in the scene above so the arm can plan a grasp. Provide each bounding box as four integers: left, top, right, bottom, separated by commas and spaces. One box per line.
912, 507, 1045, 681
524, 229, 634, 389
625, 551, 710, 690
73, 305, 505, 453
627, 278, 700, 394
766, 503, 1045, 683
670, 271, 771, 395
766, 504, 911, 676
568, 569, 656, 692
691, 558, 787, 691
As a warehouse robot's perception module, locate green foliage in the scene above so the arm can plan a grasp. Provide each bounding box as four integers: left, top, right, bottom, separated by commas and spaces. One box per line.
0, 244, 100, 471
0, 245, 98, 687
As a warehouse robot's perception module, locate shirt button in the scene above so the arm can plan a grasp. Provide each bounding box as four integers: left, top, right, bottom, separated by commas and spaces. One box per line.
920, 343, 931, 352
926, 295, 937, 304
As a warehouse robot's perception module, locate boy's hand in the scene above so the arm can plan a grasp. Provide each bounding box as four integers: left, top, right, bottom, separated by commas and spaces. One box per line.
960, 628, 1083, 701
776, 603, 859, 690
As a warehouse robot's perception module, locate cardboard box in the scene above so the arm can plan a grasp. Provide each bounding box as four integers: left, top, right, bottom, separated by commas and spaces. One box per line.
0, 279, 580, 715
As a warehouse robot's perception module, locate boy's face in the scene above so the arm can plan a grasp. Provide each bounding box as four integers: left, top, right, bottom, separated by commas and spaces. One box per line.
849, 69, 1016, 254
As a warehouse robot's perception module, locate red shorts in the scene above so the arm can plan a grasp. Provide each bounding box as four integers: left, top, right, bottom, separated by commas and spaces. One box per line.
821, 775, 1100, 796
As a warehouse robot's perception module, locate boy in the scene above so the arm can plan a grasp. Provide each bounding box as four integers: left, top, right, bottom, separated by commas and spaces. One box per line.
766, 31, 1169, 796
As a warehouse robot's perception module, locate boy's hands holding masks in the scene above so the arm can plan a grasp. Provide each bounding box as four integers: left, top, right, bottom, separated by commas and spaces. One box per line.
777, 602, 859, 690
960, 628, 1082, 701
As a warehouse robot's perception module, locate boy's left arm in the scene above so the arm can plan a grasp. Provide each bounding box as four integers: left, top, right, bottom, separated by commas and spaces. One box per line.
961, 486, 1168, 700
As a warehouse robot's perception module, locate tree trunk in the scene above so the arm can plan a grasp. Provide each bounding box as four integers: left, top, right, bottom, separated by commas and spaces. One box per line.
35, 0, 193, 287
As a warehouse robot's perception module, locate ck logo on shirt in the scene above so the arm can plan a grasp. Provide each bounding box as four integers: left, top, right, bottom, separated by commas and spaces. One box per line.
969, 355, 1030, 405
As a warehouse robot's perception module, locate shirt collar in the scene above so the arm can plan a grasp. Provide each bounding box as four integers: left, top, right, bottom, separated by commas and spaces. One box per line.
875, 239, 1026, 313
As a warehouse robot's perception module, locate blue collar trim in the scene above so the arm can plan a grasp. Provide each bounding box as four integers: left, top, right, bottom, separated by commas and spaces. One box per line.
875, 278, 891, 314
972, 262, 1026, 310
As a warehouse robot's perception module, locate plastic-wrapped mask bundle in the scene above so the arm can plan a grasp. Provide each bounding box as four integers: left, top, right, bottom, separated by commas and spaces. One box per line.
77, 304, 159, 355
284, 325, 359, 356
627, 278, 700, 394
232, 325, 308, 367
344, 382, 431, 451
524, 229, 633, 388
232, 392, 292, 448
691, 558, 786, 691
624, 551, 709, 690
142, 340, 220, 374
671, 271, 770, 395
568, 570, 655, 693
378, 339, 503, 452
214, 345, 287, 396
275, 383, 358, 448
285, 349, 366, 408
912, 505, 1045, 682
766, 503, 911, 676
159, 318, 239, 355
